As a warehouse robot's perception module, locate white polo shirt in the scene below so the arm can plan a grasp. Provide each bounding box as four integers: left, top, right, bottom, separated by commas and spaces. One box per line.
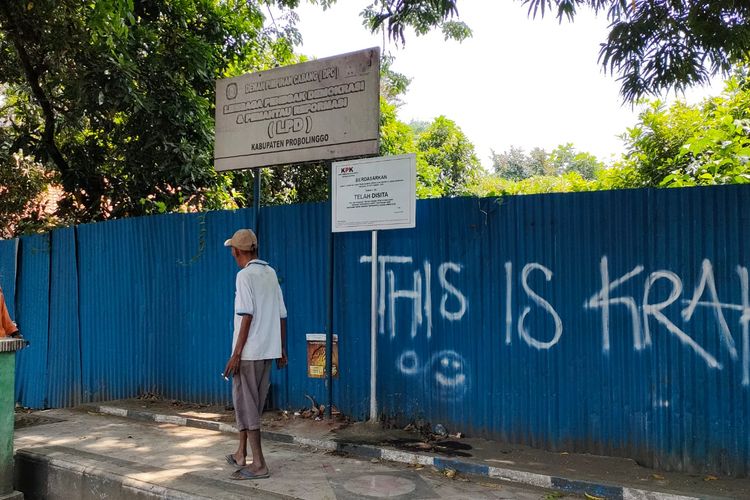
233, 259, 287, 360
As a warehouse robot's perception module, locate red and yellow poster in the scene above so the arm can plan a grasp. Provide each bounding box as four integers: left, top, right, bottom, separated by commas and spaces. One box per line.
306, 334, 338, 378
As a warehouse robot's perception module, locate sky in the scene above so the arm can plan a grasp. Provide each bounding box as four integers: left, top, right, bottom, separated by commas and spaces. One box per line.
290, 1, 723, 170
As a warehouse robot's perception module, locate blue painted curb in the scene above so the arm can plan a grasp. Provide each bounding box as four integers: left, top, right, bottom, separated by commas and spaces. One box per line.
90, 404, 701, 500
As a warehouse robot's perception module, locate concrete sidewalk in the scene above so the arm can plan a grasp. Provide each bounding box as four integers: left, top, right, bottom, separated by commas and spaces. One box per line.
14, 407, 570, 500
52, 399, 750, 499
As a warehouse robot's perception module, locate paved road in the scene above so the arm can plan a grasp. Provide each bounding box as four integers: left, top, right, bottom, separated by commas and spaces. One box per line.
15, 408, 574, 499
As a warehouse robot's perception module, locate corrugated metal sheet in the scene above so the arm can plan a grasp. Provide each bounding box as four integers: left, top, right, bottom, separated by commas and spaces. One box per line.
14, 233, 50, 408
333, 227, 372, 418
4, 184, 750, 475
77, 216, 148, 402
76, 209, 253, 404
149, 208, 254, 404
334, 197, 492, 423
0, 238, 17, 318
332, 187, 750, 475
261, 202, 330, 410
47, 228, 82, 408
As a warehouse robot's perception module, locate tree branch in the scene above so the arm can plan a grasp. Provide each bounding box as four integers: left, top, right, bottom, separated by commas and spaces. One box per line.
0, 3, 71, 181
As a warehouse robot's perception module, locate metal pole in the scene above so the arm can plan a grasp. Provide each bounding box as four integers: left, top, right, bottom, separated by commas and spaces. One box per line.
369, 230, 378, 422
253, 168, 262, 230
326, 162, 334, 419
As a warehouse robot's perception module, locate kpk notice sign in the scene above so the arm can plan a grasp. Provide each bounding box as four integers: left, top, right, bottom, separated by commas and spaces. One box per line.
332, 154, 416, 232
214, 48, 380, 171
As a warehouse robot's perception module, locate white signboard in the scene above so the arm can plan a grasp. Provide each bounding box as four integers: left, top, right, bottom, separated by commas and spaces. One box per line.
332, 154, 416, 232
214, 48, 380, 171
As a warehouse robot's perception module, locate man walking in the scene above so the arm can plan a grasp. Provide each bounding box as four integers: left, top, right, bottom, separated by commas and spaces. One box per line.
222, 228, 287, 480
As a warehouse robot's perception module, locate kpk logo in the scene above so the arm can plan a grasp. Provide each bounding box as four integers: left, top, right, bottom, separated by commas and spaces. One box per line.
340, 166, 354, 174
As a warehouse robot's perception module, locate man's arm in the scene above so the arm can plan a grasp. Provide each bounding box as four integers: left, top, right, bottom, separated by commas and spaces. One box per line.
276, 280, 288, 369
224, 314, 252, 377
277, 318, 288, 369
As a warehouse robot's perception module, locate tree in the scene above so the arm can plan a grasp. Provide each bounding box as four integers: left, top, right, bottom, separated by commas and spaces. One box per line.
491, 146, 532, 181
408, 120, 430, 136
416, 116, 482, 196
523, 0, 750, 102
0, 0, 485, 237
528, 147, 551, 176
491, 145, 559, 180
0, 0, 297, 224
377, 60, 481, 199
469, 170, 603, 198
380, 100, 443, 199
380, 53, 412, 108
358, 0, 472, 44
614, 101, 703, 187
0, 146, 59, 238
617, 67, 750, 187
258, 104, 483, 203
359, 0, 750, 100
548, 143, 602, 180
490, 143, 601, 181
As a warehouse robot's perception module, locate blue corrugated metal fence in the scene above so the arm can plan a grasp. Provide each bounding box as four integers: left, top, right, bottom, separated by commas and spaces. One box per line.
1, 185, 749, 475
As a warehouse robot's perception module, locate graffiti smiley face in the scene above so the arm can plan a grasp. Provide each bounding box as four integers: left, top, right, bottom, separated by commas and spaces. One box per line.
427, 350, 469, 401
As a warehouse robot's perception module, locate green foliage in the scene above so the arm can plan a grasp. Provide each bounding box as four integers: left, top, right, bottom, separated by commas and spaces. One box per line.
0, 146, 60, 238
492, 144, 601, 181
523, 0, 750, 102
439, 20, 472, 42
469, 171, 605, 198
252, 100, 482, 203
379, 98, 483, 198
15, 0, 750, 238
527, 147, 551, 176
416, 116, 482, 197
261, 164, 330, 205
259, 94, 485, 204
361, 0, 471, 44
479, 69, 750, 195
380, 99, 417, 156
615, 101, 703, 187
408, 120, 430, 136
380, 53, 412, 108
0, 0, 483, 237
618, 68, 750, 188
548, 143, 602, 180
491, 146, 531, 181
0, 0, 297, 232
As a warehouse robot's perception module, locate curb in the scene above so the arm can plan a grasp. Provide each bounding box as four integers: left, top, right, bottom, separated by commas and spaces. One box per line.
89, 405, 701, 500
16, 448, 212, 500
15, 447, 295, 500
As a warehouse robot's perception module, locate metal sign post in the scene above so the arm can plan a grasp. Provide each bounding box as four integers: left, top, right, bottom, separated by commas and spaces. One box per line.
326, 161, 334, 419
253, 168, 261, 217
332, 154, 416, 422
369, 230, 378, 421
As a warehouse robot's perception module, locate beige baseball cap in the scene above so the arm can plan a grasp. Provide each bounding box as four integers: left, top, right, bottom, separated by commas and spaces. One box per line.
224, 229, 257, 251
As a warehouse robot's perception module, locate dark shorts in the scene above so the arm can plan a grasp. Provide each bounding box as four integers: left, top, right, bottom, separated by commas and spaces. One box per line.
232, 359, 272, 431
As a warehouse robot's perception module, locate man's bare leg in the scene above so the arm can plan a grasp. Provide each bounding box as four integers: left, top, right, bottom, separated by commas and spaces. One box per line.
244, 429, 267, 474
232, 430, 248, 466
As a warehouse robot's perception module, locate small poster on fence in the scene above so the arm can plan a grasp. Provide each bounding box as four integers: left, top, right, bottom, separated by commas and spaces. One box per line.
306, 333, 338, 378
